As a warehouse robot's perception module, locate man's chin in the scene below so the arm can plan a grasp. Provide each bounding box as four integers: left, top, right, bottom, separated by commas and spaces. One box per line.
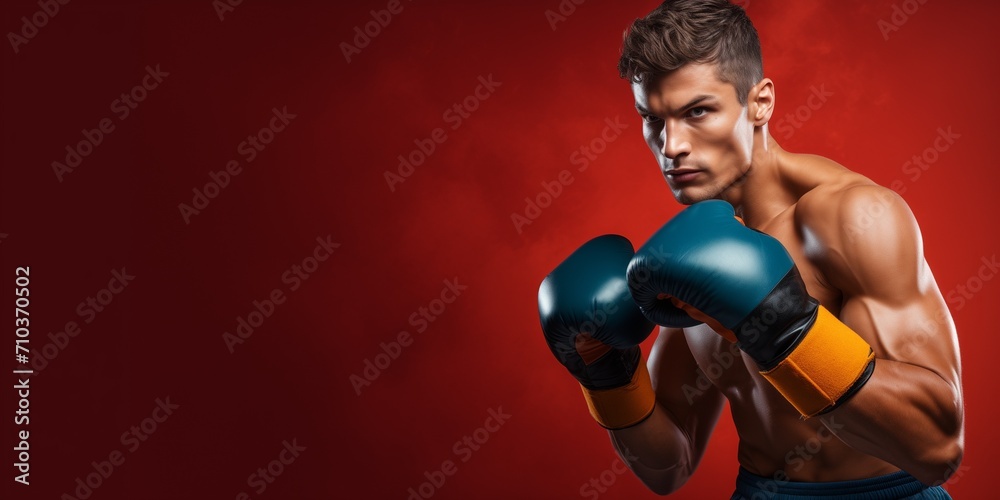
670, 186, 713, 206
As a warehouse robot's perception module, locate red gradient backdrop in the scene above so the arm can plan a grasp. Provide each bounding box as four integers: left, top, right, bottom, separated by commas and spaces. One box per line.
2, 1, 997, 498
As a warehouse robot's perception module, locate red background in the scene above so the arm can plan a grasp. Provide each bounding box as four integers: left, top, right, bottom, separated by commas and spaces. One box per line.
2, 0, 998, 498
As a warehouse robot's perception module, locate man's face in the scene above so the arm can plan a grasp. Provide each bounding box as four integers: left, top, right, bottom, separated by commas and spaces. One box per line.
632, 63, 755, 204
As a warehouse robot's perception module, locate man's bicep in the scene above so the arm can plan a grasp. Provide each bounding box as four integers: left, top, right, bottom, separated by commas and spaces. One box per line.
817, 185, 960, 381
647, 327, 725, 461
840, 291, 960, 384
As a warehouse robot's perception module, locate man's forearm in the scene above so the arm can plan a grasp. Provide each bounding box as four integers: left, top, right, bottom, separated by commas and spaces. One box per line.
607, 404, 700, 495
819, 359, 963, 485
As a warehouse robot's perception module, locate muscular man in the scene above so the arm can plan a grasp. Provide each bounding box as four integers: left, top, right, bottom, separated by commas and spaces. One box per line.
538, 1, 963, 498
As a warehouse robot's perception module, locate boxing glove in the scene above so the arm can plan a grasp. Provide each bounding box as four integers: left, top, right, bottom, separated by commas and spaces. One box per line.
538, 235, 657, 429
626, 200, 875, 417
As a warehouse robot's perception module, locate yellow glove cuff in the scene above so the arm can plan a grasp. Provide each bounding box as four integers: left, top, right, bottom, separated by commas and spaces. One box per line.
761, 305, 875, 418
581, 361, 656, 430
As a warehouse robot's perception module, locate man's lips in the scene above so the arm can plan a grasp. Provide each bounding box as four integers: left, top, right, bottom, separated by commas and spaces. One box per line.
664, 168, 704, 183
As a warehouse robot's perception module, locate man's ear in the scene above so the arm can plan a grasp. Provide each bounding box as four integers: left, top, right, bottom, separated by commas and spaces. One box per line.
749, 78, 774, 126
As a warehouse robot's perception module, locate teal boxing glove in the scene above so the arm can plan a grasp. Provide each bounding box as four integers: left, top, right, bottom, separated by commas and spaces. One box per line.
626, 201, 874, 417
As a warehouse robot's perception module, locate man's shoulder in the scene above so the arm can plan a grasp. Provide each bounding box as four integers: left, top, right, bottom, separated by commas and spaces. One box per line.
795, 173, 910, 241
785, 160, 922, 296
793, 168, 919, 275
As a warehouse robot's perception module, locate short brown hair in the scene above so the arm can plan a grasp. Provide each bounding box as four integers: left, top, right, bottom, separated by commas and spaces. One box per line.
618, 0, 762, 106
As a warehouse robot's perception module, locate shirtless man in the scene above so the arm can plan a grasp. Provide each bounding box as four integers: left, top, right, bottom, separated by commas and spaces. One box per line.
537, 1, 964, 498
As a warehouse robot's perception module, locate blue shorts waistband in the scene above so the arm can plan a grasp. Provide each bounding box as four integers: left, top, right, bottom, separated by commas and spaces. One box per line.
731, 467, 951, 499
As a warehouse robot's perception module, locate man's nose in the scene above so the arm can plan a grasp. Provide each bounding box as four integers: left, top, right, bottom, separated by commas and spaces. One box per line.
661, 121, 690, 160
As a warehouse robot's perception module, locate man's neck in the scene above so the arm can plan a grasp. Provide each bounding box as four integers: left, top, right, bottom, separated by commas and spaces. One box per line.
719, 134, 797, 229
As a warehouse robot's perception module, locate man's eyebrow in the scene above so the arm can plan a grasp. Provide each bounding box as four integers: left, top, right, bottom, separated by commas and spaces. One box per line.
636, 95, 718, 115
680, 95, 716, 110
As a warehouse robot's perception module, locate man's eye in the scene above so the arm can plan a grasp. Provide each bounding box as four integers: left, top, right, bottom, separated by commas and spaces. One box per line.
687, 107, 709, 118
642, 114, 662, 124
